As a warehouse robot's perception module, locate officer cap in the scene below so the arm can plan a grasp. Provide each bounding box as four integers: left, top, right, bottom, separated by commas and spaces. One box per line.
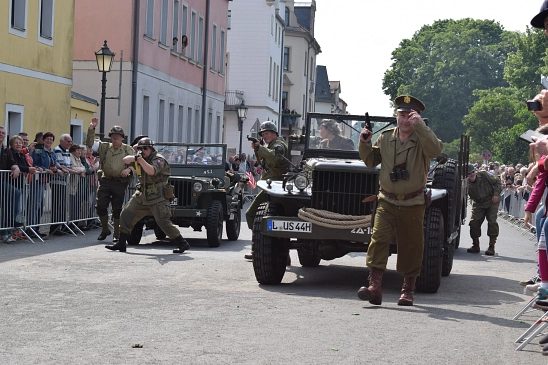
108, 125, 125, 137
467, 163, 476, 175
259, 121, 278, 136
394, 95, 425, 114
531, 0, 548, 29
137, 137, 154, 148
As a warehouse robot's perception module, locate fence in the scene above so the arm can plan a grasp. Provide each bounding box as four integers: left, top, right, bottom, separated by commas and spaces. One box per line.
498, 188, 545, 241
0, 169, 114, 243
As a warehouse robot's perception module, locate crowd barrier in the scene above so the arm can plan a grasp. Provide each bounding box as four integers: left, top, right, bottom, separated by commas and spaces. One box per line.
0, 169, 134, 243
498, 189, 544, 241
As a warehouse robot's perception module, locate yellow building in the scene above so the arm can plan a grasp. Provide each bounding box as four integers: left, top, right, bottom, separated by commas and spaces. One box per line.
0, 0, 74, 142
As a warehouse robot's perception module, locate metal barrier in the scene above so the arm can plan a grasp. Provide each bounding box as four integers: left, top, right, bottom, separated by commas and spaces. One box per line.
498, 189, 543, 241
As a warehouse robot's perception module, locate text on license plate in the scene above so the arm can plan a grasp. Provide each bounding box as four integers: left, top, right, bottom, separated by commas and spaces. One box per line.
267, 220, 312, 233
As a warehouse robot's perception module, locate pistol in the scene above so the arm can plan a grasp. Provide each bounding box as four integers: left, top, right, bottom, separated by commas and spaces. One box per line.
247, 135, 258, 142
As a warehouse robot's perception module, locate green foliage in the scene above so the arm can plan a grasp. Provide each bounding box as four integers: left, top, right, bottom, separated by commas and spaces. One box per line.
383, 19, 515, 142
441, 138, 461, 160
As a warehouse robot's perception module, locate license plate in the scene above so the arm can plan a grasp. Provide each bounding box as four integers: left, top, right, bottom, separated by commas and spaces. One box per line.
267, 220, 312, 233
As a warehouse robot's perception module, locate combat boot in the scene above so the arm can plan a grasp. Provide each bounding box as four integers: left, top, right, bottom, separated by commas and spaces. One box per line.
172, 235, 190, 253
467, 237, 480, 253
112, 218, 121, 243
485, 237, 496, 256
397, 277, 417, 306
357, 268, 383, 305
97, 215, 111, 241
105, 232, 128, 252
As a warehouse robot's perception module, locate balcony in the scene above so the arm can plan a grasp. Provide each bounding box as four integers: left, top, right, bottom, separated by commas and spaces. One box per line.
224, 90, 244, 111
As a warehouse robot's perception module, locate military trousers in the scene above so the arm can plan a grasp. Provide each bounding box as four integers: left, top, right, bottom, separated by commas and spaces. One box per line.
245, 189, 268, 230
119, 196, 180, 238
96, 178, 128, 219
366, 199, 425, 277
469, 202, 499, 239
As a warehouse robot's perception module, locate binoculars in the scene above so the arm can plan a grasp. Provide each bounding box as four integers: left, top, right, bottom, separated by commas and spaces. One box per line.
390, 163, 410, 182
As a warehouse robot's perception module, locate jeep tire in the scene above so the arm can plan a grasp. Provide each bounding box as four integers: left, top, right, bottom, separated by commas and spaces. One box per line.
297, 246, 321, 267
416, 207, 443, 293
206, 200, 223, 247
225, 204, 241, 241
252, 202, 289, 284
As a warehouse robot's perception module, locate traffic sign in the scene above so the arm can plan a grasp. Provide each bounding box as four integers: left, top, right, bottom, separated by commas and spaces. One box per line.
482, 150, 492, 161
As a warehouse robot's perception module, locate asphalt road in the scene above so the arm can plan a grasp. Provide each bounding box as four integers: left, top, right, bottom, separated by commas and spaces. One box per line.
0, 205, 545, 364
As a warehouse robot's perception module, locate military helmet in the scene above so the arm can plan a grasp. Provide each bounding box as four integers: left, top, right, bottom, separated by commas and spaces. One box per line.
259, 121, 278, 136
137, 137, 154, 148
108, 125, 125, 137
467, 163, 476, 175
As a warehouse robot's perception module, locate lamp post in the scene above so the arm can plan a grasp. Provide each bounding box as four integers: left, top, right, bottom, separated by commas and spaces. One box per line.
95, 40, 115, 139
236, 99, 248, 157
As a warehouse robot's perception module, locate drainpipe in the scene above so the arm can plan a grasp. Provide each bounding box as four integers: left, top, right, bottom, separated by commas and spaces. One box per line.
130, 0, 141, 142
278, 16, 285, 130
200, 0, 211, 143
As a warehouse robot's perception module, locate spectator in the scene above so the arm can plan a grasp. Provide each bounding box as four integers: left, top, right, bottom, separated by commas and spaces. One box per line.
232, 156, 241, 171
0, 126, 21, 243
282, 107, 290, 127
172, 36, 178, 51
83, 146, 100, 230
239, 153, 251, 174
68, 144, 86, 223
290, 109, 298, 126
49, 133, 73, 235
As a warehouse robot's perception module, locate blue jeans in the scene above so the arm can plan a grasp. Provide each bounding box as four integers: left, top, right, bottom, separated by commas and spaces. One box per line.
0, 182, 22, 236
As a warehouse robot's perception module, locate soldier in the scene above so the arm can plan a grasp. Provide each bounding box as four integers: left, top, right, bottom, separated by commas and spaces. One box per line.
357, 95, 443, 306
105, 138, 190, 253
318, 119, 355, 150
466, 163, 501, 255
244, 121, 290, 260
86, 117, 135, 242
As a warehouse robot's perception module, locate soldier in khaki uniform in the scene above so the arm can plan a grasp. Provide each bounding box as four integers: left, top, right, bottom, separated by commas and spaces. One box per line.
86, 117, 135, 242
244, 121, 290, 260
318, 119, 355, 150
105, 138, 190, 253
466, 163, 501, 255
357, 95, 443, 306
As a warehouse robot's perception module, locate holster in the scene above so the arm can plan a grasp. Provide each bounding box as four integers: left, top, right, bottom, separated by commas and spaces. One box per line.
424, 188, 432, 208
164, 184, 175, 201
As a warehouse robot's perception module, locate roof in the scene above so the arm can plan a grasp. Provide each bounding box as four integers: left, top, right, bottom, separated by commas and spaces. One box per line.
315, 66, 334, 103
71, 91, 99, 105
294, 6, 311, 32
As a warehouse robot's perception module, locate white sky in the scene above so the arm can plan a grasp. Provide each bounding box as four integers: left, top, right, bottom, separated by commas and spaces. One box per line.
314, 1, 541, 116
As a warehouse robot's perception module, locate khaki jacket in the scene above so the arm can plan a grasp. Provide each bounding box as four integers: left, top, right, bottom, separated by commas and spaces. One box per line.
86, 127, 134, 180
256, 137, 290, 180
359, 119, 443, 206
468, 171, 501, 207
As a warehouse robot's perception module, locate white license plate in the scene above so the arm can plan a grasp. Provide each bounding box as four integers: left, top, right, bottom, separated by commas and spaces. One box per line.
267, 220, 312, 233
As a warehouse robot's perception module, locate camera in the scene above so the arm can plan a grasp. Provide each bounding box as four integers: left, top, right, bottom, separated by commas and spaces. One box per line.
390, 163, 410, 182
527, 100, 542, 111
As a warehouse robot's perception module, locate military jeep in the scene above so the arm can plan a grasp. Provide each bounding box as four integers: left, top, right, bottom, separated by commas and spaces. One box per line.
251, 112, 469, 293
127, 143, 244, 247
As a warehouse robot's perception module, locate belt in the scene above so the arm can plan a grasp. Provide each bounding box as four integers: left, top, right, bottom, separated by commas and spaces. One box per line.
380, 187, 425, 201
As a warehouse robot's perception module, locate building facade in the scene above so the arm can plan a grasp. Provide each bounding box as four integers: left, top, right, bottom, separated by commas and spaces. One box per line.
1, 0, 74, 140
73, 0, 229, 143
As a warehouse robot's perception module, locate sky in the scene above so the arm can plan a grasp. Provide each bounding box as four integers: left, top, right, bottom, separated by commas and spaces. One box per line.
314, 0, 542, 117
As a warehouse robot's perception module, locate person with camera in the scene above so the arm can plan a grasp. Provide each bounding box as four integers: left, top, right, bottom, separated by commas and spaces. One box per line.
86, 117, 135, 243
357, 95, 442, 306
105, 137, 190, 254
466, 163, 501, 255
244, 121, 290, 261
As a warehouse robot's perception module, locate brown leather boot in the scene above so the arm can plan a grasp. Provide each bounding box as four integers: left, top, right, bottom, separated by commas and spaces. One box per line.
357, 268, 383, 305
467, 237, 480, 253
485, 237, 496, 256
397, 277, 416, 306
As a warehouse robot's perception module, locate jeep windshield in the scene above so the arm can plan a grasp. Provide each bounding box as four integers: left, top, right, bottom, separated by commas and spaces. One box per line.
302, 113, 396, 159
154, 143, 226, 166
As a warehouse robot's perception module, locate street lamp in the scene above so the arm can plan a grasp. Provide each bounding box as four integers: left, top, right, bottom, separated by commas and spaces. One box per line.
95, 40, 115, 139
236, 99, 248, 157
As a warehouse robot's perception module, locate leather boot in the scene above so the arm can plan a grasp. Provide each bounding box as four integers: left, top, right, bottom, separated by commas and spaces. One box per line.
244, 252, 253, 260
105, 232, 128, 252
485, 237, 496, 256
397, 277, 416, 306
467, 237, 480, 253
357, 268, 383, 305
97, 216, 111, 241
112, 218, 121, 243
172, 235, 191, 253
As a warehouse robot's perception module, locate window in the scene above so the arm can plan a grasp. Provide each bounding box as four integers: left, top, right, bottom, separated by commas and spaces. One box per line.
219, 30, 225, 74
9, 0, 27, 37
194, 109, 200, 142
178, 105, 184, 142
284, 7, 289, 26
190, 11, 196, 60
145, 0, 154, 38
211, 24, 217, 70
304, 51, 307, 76
158, 99, 166, 141
160, 0, 168, 45
198, 16, 204, 64
275, 23, 277, 43
172, 0, 180, 51
187, 107, 193, 141
268, 57, 272, 96
181, 5, 188, 56
282, 91, 288, 110
271, 15, 273, 35
216, 115, 221, 143
208, 111, 213, 142
39, 0, 54, 40
6, 104, 24, 138
169, 103, 175, 142
283, 47, 289, 70
142, 95, 150, 135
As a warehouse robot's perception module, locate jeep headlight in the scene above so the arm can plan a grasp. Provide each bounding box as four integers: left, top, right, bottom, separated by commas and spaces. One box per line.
294, 175, 309, 190
193, 182, 203, 192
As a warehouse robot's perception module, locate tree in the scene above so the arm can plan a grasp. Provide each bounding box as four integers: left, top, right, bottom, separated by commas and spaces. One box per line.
382, 19, 515, 142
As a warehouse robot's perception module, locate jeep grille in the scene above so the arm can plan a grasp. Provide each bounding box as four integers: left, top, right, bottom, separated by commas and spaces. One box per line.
311, 170, 378, 216
170, 179, 193, 207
